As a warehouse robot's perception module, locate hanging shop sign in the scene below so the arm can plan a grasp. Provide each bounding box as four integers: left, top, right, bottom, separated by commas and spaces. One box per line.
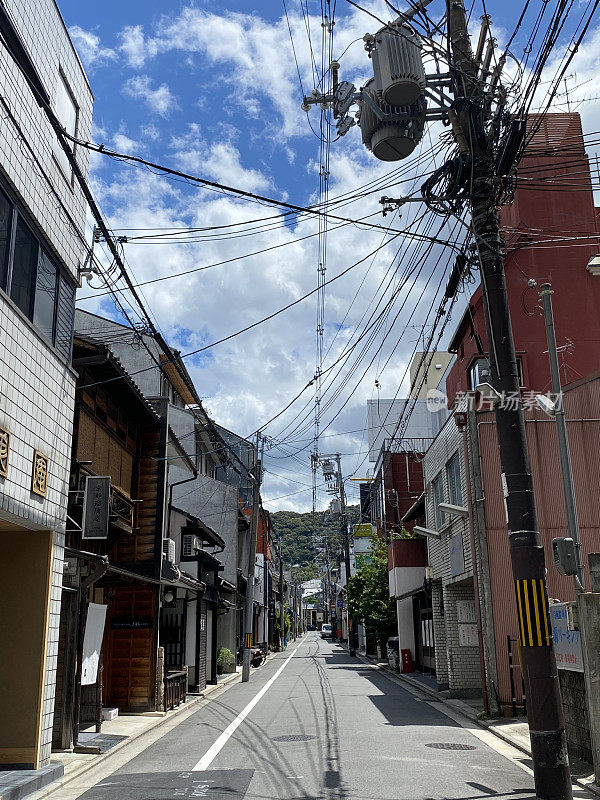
82, 475, 111, 539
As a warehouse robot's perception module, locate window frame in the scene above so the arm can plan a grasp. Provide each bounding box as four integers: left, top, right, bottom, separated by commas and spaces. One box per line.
432, 471, 445, 531
0, 178, 75, 360
53, 69, 79, 185
446, 452, 462, 508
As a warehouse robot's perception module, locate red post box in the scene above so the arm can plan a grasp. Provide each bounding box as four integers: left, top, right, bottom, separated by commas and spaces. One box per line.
401, 648, 414, 673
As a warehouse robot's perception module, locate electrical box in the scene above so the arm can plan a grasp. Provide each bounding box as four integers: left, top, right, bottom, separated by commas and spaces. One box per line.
552, 537, 577, 576
566, 601, 579, 632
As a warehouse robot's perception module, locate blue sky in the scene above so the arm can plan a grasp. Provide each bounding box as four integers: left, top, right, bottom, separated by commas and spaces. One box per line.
58, 0, 600, 511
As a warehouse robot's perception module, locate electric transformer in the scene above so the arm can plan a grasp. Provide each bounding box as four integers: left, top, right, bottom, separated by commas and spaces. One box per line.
358, 80, 426, 162
370, 23, 425, 107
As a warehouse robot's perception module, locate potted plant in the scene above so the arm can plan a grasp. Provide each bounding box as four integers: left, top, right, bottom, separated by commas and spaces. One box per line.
216, 647, 236, 675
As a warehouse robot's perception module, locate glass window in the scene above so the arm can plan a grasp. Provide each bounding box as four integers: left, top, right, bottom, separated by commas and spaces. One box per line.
54, 73, 77, 179
447, 453, 462, 507
10, 217, 38, 317
432, 472, 445, 530
33, 250, 58, 343
0, 190, 12, 291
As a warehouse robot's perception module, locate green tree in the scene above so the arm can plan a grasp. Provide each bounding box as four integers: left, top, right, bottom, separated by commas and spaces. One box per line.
271, 505, 360, 569
347, 535, 396, 649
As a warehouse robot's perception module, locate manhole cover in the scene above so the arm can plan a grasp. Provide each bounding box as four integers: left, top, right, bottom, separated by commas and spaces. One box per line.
425, 743, 476, 751
272, 734, 317, 742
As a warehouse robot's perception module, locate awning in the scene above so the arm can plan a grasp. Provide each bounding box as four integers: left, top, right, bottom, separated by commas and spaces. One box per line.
217, 577, 236, 594
65, 546, 206, 594
197, 549, 224, 572
401, 492, 426, 525
172, 505, 226, 550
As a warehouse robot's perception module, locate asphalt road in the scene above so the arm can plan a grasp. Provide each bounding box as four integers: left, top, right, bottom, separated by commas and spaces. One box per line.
68, 633, 546, 800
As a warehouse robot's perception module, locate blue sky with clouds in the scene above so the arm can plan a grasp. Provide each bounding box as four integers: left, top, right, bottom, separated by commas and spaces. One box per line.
58, 0, 600, 511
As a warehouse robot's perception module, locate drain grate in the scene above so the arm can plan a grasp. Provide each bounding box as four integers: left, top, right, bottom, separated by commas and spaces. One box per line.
272, 734, 317, 742
425, 742, 476, 751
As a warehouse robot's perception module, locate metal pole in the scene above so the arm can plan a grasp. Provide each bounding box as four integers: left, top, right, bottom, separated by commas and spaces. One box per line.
293, 576, 298, 640
446, 2, 572, 796
242, 433, 262, 682
539, 284, 584, 592
335, 454, 355, 655
279, 533, 285, 650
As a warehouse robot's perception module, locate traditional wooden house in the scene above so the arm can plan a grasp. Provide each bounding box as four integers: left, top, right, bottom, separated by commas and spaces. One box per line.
52, 337, 203, 750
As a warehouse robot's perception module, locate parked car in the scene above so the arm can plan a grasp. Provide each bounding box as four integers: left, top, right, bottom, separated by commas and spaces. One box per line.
320, 623, 332, 639
307, 624, 316, 631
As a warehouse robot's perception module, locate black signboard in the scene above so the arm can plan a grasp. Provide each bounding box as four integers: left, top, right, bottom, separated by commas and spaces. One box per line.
82, 476, 111, 540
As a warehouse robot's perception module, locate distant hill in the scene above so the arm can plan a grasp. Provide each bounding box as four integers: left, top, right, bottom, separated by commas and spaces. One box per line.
272, 505, 360, 570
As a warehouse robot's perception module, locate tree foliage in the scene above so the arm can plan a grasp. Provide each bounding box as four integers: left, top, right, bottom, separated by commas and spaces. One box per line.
271, 505, 360, 576
347, 535, 396, 644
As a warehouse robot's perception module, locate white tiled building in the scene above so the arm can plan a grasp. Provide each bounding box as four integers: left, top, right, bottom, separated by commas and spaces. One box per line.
424, 413, 482, 697
0, 0, 92, 769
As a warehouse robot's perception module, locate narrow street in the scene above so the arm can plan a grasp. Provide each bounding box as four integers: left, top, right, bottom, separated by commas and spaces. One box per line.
44, 634, 553, 800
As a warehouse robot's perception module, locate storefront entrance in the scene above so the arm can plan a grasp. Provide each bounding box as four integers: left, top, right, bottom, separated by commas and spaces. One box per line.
0, 528, 53, 768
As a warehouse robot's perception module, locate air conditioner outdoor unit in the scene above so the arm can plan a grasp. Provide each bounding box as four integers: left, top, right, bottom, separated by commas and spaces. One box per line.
162, 537, 176, 564
182, 534, 201, 558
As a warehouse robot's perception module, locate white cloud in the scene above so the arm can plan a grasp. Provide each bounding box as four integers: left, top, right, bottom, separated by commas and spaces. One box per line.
122, 75, 179, 117
140, 123, 161, 142
118, 24, 154, 69
112, 133, 140, 154
69, 25, 116, 70
115, 4, 390, 139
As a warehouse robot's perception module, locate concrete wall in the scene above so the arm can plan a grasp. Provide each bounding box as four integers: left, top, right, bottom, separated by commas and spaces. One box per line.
74, 311, 163, 398
558, 669, 592, 765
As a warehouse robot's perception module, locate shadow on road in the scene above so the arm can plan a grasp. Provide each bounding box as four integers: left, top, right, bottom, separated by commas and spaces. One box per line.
323, 646, 460, 729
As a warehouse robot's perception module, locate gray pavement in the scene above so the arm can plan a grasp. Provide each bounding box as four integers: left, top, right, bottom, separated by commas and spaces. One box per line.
62, 633, 545, 800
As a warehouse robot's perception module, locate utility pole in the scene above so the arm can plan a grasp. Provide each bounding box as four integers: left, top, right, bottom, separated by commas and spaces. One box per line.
279, 531, 285, 650
446, 4, 572, 798
539, 284, 584, 591
242, 433, 262, 683
335, 455, 355, 655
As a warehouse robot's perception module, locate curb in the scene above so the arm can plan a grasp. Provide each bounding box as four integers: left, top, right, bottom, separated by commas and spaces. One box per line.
355, 655, 600, 799
30, 671, 241, 800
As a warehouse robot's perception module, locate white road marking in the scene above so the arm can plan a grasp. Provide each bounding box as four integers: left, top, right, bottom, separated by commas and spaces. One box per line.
192, 638, 306, 772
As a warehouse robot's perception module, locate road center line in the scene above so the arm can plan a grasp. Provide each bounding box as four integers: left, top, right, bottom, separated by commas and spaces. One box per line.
192, 637, 306, 772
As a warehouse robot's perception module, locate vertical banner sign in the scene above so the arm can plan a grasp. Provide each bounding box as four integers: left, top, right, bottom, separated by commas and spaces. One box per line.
82, 476, 111, 539
81, 603, 108, 685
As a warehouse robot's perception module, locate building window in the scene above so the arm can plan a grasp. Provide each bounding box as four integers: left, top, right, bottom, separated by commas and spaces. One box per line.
432, 472, 445, 530
54, 72, 78, 180
10, 217, 39, 317
33, 250, 58, 342
0, 184, 75, 360
447, 453, 462, 507
0, 190, 12, 291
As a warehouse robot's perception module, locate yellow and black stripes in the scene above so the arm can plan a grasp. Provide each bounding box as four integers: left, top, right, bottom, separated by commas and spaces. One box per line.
244, 633, 253, 648
515, 578, 551, 647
